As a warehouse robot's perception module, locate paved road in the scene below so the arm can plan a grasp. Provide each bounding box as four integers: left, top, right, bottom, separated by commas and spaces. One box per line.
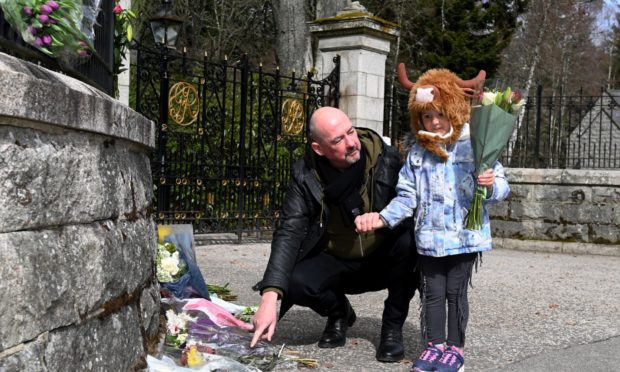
196, 243, 620, 371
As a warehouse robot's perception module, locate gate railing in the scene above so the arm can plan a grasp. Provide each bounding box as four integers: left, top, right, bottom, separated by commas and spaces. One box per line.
133, 45, 340, 238
384, 84, 620, 169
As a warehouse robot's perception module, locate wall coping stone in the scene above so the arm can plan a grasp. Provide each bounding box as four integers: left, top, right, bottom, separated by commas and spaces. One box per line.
0, 52, 155, 149
309, 13, 400, 41
506, 168, 620, 186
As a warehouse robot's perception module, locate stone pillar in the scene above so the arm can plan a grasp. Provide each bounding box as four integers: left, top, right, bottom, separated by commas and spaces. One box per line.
309, 2, 399, 136
117, 0, 132, 104
0, 52, 158, 370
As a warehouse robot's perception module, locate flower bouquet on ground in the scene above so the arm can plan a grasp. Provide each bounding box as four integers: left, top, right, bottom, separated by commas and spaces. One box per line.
0, 0, 94, 61
157, 225, 211, 300
465, 87, 525, 230
152, 297, 318, 371
157, 242, 188, 284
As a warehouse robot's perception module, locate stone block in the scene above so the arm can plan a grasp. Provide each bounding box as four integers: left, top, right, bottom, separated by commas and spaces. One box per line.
504, 184, 531, 200
44, 305, 144, 372
365, 73, 381, 98
591, 186, 620, 203
318, 34, 392, 57
139, 283, 162, 339
0, 125, 154, 233
490, 219, 589, 242
488, 203, 509, 218
0, 335, 47, 372
0, 218, 156, 350
589, 224, 620, 244
530, 185, 592, 203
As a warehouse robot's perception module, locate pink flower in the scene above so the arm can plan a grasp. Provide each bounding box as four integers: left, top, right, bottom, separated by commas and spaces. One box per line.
40, 4, 53, 15
46, 1, 59, 10
22, 6, 33, 16
42, 34, 52, 46
38, 14, 50, 24
34, 37, 44, 46
113, 4, 123, 14
27, 26, 38, 35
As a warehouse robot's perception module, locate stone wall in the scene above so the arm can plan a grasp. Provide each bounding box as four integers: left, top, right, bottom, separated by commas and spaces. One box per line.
490, 168, 620, 256
0, 53, 159, 371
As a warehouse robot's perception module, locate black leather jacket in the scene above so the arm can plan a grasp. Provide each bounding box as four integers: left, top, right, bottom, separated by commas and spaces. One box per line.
254, 128, 402, 297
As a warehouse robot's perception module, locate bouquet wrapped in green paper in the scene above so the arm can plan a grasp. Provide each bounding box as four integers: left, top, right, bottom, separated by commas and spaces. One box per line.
465, 87, 525, 230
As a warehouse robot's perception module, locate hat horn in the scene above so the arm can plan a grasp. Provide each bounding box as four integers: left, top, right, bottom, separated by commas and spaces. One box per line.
397, 63, 414, 90
456, 70, 486, 97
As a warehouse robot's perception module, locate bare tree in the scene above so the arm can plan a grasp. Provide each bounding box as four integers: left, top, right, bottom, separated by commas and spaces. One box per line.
497, 0, 606, 95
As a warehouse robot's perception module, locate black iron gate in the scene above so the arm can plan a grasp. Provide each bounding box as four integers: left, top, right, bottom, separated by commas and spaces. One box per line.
133, 46, 340, 236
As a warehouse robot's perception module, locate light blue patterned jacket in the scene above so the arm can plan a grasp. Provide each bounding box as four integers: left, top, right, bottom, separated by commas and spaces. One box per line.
380, 124, 510, 257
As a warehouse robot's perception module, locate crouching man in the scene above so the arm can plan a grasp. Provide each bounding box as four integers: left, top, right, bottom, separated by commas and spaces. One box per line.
250, 107, 418, 362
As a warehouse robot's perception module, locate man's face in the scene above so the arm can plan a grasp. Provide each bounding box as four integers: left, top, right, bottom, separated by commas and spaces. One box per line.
311, 113, 361, 169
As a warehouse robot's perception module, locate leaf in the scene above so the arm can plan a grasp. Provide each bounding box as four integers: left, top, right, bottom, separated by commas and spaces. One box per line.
127, 24, 132, 41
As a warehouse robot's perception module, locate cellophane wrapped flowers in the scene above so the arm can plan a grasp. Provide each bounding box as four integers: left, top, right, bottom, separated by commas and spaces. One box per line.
0, 0, 94, 61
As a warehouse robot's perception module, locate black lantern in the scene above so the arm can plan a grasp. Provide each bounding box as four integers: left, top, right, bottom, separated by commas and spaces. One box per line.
149, 0, 183, 48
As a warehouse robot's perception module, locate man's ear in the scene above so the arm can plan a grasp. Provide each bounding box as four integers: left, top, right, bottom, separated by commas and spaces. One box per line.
311, 141, 324, 156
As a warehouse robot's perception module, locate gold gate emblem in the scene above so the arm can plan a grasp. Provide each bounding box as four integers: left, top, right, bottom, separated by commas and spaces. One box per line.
281, 99, 305, 135
168, 82, 199, 126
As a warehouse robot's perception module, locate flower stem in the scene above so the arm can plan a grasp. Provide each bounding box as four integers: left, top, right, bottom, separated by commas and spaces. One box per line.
465, 186, 487, 230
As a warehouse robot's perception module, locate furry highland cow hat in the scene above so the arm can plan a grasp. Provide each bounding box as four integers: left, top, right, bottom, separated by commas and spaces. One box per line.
397, 63, 486, 161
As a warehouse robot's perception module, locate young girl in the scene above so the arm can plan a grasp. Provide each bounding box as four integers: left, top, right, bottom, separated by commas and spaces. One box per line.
355, 68, 510, 372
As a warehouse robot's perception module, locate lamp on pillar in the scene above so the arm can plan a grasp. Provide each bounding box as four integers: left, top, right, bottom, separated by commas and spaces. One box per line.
149, 0, 183, 49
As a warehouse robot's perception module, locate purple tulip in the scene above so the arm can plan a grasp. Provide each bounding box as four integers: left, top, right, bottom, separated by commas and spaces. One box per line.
22, 6, 33, 16
49, 17, 58, 24
42, 34, 52, 46
46, 1, 59, 10
27, 25, 38, 35
34, 37, 44, 46
38, 14, 49, 24
40, 4, 53, 15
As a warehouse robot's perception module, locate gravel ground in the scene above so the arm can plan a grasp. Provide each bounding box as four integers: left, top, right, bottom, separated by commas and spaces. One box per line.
196, 243, 620, 371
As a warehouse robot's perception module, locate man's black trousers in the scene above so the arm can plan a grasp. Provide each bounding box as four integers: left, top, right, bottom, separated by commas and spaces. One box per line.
283, 226, 418, 329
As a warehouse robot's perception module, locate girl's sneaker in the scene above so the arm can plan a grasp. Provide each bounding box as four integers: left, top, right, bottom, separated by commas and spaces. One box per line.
411, 343, 444, 372
435, 345, 464, 372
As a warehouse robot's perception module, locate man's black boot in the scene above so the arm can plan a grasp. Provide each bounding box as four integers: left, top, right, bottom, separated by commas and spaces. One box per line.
317, 300, 356, 348
375, 327, 404, 362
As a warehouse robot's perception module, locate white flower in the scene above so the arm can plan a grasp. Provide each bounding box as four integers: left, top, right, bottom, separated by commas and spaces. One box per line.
511, 100, 525, 112
157, 270, 173, 283
161, 255, 180, 276
166, 310, 185, 335
481, 91, 497, 105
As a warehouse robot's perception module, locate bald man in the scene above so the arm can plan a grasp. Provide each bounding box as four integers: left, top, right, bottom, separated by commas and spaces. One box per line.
251, 107, 418, 362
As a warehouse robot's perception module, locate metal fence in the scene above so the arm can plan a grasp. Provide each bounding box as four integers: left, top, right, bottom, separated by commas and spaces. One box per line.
0, 0, 114, 95
132, 45, 340, 237
384, 84, 620, 169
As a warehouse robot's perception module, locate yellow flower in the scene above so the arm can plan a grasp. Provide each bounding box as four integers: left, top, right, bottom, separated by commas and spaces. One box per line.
186, 345, 205, 368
